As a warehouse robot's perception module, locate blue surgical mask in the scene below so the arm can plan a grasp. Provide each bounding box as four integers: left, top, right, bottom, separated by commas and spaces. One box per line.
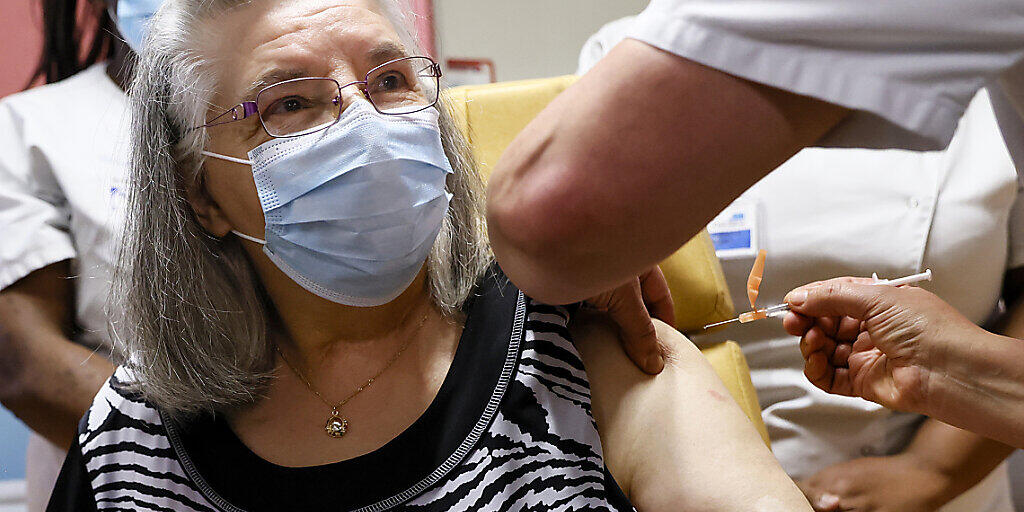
202, 102, 453, 307
110, 0, 164, 53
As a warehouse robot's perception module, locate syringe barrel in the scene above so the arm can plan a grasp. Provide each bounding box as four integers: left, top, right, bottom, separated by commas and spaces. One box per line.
878, 269, 932, 287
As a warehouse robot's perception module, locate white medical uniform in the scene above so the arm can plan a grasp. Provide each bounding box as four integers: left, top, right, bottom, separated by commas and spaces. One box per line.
0, 64, 129, 511
627, 0, 1024, 164
693, 90, 1020, 511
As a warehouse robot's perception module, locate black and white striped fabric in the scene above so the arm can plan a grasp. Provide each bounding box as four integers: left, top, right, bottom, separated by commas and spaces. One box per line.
48, 270, 633, 511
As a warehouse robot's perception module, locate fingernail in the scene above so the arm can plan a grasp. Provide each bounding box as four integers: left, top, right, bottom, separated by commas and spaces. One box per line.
817, 493, 839, 509
786, 290, 808, 306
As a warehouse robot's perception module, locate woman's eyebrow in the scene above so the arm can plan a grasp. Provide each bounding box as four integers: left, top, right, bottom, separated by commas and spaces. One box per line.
365, 41, 409, 67
240, 69, 309, 103
236, 42, 408, 103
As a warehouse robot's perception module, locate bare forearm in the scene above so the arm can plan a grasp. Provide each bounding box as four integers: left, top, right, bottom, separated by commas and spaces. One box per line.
902, 419, 1014, 501
487, 39, 847, 304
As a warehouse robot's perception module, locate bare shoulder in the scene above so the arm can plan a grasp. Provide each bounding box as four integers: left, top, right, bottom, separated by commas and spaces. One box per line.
570, 311, 703, 373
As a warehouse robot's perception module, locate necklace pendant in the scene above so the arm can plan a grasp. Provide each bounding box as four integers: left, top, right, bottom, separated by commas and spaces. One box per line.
325, 411, 348, 438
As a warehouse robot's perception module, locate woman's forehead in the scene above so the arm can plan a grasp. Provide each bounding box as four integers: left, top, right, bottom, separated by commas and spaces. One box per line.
202, 0, 405, 105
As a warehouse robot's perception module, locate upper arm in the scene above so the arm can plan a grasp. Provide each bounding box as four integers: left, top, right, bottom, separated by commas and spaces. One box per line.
487, 38, 847, 304
626, 0, 1019, 150
0, 261, 74, 336
0, 261, 76, 394
574, 314, 811, 512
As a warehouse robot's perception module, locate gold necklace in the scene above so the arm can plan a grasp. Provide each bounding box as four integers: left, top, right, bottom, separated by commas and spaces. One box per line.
275, 310, 430, 438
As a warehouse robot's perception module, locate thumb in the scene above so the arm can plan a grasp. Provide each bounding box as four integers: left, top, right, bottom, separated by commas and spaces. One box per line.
785, 279, 888, 321
605, 279, 665, 374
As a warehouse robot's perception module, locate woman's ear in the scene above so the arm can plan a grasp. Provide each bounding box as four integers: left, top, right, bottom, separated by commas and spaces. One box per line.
186, 176, 234, 237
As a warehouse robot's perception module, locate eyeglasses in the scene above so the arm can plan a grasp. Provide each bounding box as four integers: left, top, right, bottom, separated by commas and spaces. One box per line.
197, 56, 442, 138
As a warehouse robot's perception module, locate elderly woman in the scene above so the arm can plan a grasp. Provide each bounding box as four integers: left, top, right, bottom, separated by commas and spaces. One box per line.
44, 1, 810, 510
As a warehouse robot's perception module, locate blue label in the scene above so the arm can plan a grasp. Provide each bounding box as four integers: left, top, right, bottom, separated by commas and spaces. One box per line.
710, 230, 752, 251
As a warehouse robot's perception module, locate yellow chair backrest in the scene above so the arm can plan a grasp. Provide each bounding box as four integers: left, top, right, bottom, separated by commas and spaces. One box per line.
445, 76, 769, 445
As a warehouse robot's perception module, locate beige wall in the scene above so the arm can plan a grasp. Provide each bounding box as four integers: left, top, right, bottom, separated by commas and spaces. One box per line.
433, 0, 649, 82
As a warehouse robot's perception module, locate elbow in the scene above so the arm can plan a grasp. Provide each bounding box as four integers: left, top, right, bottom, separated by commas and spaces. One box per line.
486, 161, 596, 304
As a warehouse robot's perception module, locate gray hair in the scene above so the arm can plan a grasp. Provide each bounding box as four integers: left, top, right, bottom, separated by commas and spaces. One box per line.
110, 0, 491, 417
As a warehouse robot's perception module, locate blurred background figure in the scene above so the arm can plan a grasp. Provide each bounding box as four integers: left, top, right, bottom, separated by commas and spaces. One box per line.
0, 0, 147, 510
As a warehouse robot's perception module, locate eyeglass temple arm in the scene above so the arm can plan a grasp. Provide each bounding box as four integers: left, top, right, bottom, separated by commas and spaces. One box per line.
200, 101, 259, 129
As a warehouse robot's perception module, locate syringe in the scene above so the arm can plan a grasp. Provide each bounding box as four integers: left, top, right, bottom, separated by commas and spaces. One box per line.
702, 269, 933, 330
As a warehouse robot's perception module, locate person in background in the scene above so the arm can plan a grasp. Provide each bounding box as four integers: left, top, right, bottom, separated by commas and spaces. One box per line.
0, 0, 158, 509
576, 20, 1019, 512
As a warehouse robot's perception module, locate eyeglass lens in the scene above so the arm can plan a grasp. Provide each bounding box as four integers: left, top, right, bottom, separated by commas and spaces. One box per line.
255, 57, 440, 138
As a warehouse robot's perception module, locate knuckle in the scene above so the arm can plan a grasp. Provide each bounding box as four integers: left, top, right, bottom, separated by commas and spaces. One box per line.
605, 287, 631, 309
642, 319, 658, 337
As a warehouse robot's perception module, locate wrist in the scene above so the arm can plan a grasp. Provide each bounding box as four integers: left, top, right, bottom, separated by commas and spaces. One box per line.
919, 326, 1019, 423
912, 323, 990, 418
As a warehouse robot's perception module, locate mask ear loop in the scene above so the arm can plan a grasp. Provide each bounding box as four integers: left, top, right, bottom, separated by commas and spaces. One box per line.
201, 152, 264, 244
202, 150, 253, 165
232, 230, 267, 245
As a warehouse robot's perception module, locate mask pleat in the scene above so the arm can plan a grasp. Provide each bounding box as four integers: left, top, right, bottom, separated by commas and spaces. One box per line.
264, 161, 446, 225
268, 196, 448, 262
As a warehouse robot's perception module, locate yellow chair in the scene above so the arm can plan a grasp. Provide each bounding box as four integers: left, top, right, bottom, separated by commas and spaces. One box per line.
445, 76, 770, 445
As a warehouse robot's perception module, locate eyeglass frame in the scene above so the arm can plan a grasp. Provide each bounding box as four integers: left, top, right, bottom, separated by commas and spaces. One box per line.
194, 55, 443, 138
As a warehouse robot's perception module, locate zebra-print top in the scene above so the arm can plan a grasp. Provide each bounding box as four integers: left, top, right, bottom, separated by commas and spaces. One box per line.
47, 270, 634, 511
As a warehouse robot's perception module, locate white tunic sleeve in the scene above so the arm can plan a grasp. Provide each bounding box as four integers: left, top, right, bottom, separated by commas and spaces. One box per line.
627, 0, 1024, 151
0, 100, 77, 290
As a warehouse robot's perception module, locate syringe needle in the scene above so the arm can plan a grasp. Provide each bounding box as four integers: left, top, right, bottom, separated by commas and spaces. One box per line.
703, 317, 741, 329
703, 303, 790, 330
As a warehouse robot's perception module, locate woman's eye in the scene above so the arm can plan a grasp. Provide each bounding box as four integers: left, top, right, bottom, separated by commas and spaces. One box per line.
264, 96, 311, 116
372, 72, 408, 93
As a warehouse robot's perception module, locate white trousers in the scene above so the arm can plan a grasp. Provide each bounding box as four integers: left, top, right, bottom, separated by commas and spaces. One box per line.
25, 433, 64, 512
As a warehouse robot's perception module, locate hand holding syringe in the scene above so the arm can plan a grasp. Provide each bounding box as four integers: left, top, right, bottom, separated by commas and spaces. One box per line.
704, 252, 933, 330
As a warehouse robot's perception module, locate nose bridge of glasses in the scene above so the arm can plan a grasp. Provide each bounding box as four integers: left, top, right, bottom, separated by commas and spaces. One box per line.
336, 80, 372, 109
